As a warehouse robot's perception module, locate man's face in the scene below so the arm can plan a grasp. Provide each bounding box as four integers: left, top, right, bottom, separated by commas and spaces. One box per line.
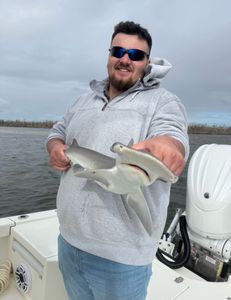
107, 33, 150, 94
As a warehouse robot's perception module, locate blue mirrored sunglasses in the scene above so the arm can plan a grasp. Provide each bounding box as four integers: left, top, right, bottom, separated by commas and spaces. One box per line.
109, 46, 149, 61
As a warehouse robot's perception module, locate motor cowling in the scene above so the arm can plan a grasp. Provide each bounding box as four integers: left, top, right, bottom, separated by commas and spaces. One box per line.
186, 144, 231, 240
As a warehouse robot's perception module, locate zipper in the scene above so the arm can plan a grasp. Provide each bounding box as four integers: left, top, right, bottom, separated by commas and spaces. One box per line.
101, 103, 108, 111
101, 89, 140, 111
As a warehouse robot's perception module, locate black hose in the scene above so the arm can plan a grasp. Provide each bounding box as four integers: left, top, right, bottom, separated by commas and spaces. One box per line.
156, 215, 191, 269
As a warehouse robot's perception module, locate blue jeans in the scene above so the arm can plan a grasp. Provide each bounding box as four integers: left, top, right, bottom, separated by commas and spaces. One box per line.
58, 235, 152, 300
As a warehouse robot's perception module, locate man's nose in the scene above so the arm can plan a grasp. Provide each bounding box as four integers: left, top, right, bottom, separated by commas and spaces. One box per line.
119, 53, 131, 63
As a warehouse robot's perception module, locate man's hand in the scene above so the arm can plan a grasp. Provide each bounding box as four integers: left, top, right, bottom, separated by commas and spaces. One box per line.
47, 139, 70, 171
132, 135, 186, 176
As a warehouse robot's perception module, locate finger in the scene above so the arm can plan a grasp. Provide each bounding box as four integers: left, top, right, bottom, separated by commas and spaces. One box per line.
173, 161, 186, 176
59, 154, 70, 164
54, 149, 70, 165
132, 141, 149, 151
49, 157, 70, 169
162, 156, 185, 176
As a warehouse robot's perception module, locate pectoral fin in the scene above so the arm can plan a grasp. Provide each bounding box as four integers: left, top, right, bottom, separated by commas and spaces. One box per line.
73, 164, 84, 174
127, 189, 153, 235
74, 169, 110, 189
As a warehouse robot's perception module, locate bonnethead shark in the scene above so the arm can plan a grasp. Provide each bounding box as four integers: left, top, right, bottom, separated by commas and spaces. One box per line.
65, 139, 178, 235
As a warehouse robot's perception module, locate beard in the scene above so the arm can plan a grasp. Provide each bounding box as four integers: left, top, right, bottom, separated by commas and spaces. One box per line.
108, 61, 136, 92
109, 73, 135, 92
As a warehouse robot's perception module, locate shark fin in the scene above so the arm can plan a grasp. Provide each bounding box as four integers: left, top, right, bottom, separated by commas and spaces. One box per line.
74, 169, 110, 189
72, 138, 79, 147
127, 139, 134, 147
72, 164, 85, 174
127, 189, 153, 236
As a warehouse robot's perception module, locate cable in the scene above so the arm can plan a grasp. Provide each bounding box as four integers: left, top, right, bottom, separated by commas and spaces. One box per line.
0, 260, 11, 294
156, 215, 191, 269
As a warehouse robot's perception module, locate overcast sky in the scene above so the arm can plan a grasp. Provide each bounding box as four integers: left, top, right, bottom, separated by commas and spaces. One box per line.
0, 0, 231, 125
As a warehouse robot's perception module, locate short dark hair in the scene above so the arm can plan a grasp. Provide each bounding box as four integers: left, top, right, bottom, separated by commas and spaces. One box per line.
111, 21, 152, 52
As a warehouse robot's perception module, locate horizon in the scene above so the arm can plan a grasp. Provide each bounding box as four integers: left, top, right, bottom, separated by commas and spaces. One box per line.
1, 119, 231, 128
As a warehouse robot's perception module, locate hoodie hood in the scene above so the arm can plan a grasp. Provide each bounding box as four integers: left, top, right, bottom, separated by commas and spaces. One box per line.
142, 57, 172, 87
90, 57, 172, 96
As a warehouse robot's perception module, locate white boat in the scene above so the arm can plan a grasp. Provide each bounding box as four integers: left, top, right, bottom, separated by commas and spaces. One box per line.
1, 144, 231, 299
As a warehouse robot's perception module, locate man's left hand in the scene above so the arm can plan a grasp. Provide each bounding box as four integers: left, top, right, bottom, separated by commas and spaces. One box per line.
132, 135, 186, 176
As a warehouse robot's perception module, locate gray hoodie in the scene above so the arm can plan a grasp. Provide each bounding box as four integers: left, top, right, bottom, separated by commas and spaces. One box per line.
47, 58, 189, 265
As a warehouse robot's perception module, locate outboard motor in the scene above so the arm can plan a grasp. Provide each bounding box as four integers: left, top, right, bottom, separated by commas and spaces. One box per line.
185, 144, 231, 281
157, 144, 231, 282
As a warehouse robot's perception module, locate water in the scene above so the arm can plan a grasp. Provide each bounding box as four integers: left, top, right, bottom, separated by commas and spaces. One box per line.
0, 127, 59, 217
0, 127, 231, 225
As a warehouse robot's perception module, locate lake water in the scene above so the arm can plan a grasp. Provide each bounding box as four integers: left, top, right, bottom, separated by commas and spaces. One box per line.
0, 127, 230, 226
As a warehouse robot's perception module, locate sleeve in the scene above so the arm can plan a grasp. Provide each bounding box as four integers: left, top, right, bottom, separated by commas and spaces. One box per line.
147, 91, 189, 160
46, 97, 81, 144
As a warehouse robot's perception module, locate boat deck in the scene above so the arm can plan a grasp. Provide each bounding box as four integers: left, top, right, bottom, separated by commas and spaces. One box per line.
1, 210, 231, 300
2, 277, 24, 300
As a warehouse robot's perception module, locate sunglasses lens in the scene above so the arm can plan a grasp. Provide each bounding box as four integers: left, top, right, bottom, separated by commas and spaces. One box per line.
110, 47, 125, 59
128, 49, 145, 61
110, 47, 148, 61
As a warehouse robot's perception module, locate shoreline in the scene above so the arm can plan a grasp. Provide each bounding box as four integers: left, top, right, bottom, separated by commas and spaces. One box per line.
0, 120, 231, 135
188, 124, 231, 135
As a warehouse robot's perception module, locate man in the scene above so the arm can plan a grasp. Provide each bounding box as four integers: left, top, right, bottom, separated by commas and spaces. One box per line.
47, 21, 189, 300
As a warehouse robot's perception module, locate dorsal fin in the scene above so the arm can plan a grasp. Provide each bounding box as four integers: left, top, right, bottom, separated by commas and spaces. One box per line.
72, 138, 79, 147
127, 139, 134, 148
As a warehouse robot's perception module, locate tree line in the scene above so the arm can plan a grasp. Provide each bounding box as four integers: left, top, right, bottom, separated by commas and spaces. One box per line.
0, 119, 231, 134
0, 119, 54, 128
188, 124, 231, 135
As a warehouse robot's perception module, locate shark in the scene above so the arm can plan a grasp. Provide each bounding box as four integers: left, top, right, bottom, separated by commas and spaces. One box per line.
65, 139, 178, 235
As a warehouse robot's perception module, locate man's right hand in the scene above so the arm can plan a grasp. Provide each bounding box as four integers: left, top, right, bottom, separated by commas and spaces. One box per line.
47, 139, 70, 171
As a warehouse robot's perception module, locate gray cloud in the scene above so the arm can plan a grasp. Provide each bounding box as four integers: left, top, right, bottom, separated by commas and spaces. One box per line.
0, 97, 9, 113
0, 0, 231, 124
